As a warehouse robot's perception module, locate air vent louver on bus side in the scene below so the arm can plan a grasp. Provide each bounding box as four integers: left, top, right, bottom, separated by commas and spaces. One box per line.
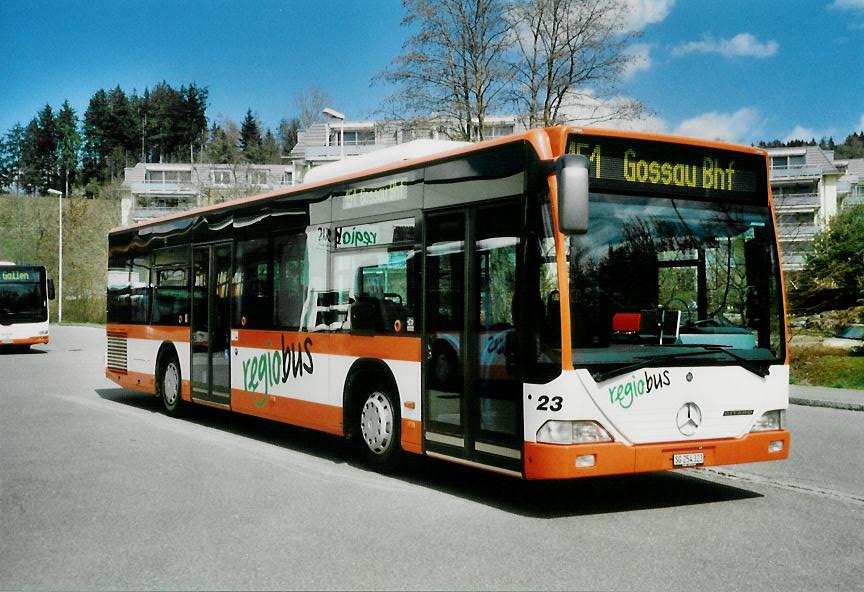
106, 332, 128, 372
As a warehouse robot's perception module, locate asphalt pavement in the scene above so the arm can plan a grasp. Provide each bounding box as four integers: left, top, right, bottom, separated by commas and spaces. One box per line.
790, 384, 864, 412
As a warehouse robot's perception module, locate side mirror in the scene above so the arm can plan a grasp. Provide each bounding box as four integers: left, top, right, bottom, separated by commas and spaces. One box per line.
47, 279, 56, 300
556, 154, 590, 234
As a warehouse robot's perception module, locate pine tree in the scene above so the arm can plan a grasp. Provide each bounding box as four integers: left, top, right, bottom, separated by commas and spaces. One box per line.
19, 119, 40, 193
82, 89, 110, 184
56, 100, 81, 191
0, 124, 26, 194
35, 104, 59, 191
240, 109, 262, 163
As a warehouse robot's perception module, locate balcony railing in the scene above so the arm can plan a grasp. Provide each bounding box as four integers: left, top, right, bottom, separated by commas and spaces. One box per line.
774, 193, 819, 210
305, 144, 385, 160
129, 181, 198, 195
769, 165, 823, 179
778, 224, 819, 239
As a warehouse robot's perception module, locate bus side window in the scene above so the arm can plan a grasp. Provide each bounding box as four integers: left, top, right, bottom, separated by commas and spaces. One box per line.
151, 247, 190, 326
273, 232, 308, 331
232, 238, 271, 329
107, 255, 150, 324
332, 248, 416, 335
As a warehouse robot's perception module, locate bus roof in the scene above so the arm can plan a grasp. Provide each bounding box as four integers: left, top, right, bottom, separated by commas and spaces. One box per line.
109, 126, 766, 236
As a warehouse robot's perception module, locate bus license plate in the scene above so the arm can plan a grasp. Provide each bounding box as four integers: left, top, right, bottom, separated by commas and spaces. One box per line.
673, 453, 704, 467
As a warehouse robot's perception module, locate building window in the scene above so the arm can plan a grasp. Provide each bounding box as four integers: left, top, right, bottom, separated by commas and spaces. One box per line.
248, 169, 269, 185
282, 170, 293, 185
145, 170, 191, 183
331, 129, 376, 146
213, 170, 232, 185
482, 124, 514, 138
771, 155, 806, 169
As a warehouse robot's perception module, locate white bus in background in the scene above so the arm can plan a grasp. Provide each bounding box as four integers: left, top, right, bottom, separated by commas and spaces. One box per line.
0, 262, 55, 351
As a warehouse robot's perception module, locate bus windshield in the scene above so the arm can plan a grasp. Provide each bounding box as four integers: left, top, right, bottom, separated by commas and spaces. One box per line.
0, 269, 46, 323
567, 193, 784, 380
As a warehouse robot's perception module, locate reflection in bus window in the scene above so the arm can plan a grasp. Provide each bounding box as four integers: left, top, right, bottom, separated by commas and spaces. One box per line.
331, 248, 417, 334
107, 255, 150, 324
150, 247, 190, 326
232, 239, 270, 329
274, 232, 308, 330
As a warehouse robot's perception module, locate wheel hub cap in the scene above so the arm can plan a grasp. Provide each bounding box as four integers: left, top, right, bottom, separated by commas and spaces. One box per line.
164, 363, 179, 405
361, 392, 393, 455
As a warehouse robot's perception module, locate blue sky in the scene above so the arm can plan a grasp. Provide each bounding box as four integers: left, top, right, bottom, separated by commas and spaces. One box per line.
1, 0, 862, 145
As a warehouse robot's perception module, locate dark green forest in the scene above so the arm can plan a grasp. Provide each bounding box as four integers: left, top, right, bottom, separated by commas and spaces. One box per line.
0, 82, 302, 197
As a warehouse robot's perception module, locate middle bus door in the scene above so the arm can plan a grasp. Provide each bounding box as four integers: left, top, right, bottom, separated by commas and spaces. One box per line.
423, 202, 524, 476
191, 243, 232, 406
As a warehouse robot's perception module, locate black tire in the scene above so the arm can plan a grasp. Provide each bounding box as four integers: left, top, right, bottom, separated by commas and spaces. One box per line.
159, 353, 184, 416
356, 384, 401, 470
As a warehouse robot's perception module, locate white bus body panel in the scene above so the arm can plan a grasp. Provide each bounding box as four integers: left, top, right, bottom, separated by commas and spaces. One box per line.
0, 320, 49, 343
524, 365, 789, 444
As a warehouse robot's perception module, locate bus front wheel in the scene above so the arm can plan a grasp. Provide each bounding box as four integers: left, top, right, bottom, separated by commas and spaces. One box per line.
160, 353, 184, 416
357, 386, 401, 470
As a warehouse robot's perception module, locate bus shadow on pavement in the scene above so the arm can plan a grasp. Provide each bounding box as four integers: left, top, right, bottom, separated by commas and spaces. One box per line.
96, 387, 763, 518
396, 457, 763, 517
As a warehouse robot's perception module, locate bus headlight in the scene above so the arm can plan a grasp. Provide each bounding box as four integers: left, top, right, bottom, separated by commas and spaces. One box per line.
536, 420, 612, 445
750, 409, 786, 432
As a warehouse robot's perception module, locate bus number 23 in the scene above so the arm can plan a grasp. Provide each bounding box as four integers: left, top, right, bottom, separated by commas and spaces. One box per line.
537, 395, 563, 411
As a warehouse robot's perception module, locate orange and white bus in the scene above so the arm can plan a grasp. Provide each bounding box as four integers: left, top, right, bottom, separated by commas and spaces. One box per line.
1, 262, 55, 351
105, 126, 790, 478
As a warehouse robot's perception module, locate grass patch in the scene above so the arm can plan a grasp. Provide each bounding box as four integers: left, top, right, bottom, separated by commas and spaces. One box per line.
790, 345, 864, 390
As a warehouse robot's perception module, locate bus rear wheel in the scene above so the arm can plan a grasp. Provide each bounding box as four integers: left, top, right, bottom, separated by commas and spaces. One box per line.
357, 386, 401, 470
160, 354, 184, 416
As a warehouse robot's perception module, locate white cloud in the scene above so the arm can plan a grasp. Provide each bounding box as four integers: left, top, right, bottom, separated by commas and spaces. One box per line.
828, 0, 864, 10
622, 43, 653, 79
672, 33, 779, 58
672, 108, 762, 143
557, 91, 667, 132
781, 125, 839, 143
620, 0, 676, 32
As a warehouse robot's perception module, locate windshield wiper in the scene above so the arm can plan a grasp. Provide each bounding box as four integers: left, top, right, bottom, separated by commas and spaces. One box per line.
695, 345, 771, 378
591, 346, 770, 383
592, 350, 720, 383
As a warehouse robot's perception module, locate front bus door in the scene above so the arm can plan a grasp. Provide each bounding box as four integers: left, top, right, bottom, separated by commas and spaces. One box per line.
423, 201, 524, 476
191, 243, 232, 405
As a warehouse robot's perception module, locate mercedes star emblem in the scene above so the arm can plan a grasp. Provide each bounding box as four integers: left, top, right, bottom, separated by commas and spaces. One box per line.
676, 402, 702, 436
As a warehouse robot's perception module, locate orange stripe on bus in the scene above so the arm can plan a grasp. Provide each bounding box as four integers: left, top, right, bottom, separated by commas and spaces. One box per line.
401, 419, 423, 455
233, 329, 422, 363
105, 369, 156, 395
106, 323, 190, 342
231, 388, 344, 436
4, 336, 49, 345
524, 430, 790, 480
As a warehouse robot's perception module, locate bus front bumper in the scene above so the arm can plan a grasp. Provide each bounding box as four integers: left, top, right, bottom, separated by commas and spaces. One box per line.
523, 430, 790, 480
1, 336, 49, 346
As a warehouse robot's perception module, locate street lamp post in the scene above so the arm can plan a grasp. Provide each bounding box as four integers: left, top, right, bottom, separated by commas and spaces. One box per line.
322, 107, 345, 160
47, 188, 62, 323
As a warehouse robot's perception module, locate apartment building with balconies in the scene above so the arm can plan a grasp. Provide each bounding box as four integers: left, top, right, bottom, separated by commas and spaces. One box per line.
120, 162, 296, 225
768, 146, 845, 270
286, 116, 521, 183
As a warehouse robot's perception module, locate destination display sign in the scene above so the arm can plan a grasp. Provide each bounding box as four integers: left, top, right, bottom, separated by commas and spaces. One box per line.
566, 134, 767, 202
0, 269, 39, 283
